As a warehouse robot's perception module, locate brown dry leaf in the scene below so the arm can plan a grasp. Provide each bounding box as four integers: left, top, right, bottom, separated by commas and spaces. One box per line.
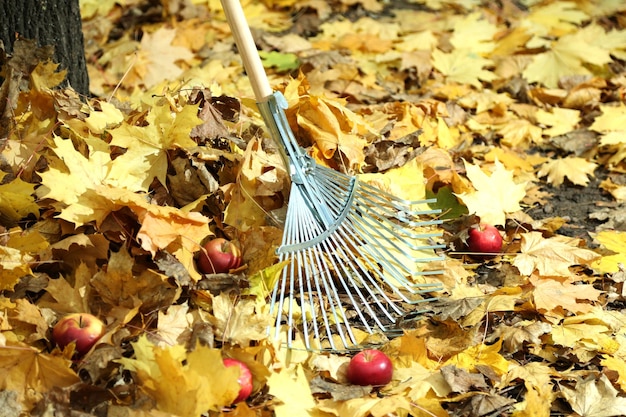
91, 247, 178, 311
5, 298, 49, 344
490, 320, 552, 353
536, 157, 597, 187
560, 374, 626, 417
39, 262, 94, 314
440, 365, 488, 394
513, 232, 601, 277
529, 275, 601, 314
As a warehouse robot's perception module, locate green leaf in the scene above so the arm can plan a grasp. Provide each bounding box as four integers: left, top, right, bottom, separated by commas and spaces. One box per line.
259, 51, 300, 72
427, 186, 468, 220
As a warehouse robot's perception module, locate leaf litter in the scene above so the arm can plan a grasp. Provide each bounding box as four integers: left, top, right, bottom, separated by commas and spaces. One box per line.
2, 0, 626, 416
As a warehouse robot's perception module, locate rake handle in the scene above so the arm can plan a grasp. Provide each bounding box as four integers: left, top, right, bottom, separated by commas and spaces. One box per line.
220, 0, 273, 101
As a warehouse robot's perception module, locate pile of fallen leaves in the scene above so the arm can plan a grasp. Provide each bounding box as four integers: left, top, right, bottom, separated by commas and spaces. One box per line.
2, 0, 626, 415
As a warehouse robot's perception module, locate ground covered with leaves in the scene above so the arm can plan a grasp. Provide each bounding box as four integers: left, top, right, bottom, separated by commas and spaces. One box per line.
2, 0, 626, 416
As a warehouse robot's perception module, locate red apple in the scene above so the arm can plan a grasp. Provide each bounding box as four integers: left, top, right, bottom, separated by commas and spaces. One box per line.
223, 358, 253, 403
197, 238, 242, 274
346, 349, 393, 386
467, 223, 503, 254
52, 313, 105, 356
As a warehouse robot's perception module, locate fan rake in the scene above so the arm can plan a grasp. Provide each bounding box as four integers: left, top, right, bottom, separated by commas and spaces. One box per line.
221, 0, 445, 351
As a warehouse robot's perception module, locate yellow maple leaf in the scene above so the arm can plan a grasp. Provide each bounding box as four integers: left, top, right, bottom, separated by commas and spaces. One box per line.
132, 27, 195, 88
523, 23, 620, 88
118, 336, 240, 416
456, 158, 527, 226
317, 395, 413, 417
0, 342, 79, 409
38, 262, 94, 314
432, 49, 497, 89
523, 2, 588, 41
30, 61, 67, 91
283, 77, 374, 172
601, 355, 626, 392
38, 135, 112, 207
359, 158, 426, 202
156, 304, 192, 347
0, 176, 39, 224
497, 118, 543, 148
513, 232, 600, 277
211, 294, 272, 346
536, 156, 597, 187
550, 320, 619, 359
267, 364, 321, 417
444, 338, 509, 376
592, 230, 626, 274
85, 101, 125, 134
535, 108, 580, 137
450, 12, 498, 55
591, 103, 626, 148
108, 102, 202, 191
0, 228, 49, 291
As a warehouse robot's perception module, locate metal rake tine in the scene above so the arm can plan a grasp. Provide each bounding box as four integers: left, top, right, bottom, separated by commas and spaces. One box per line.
334, 219, 443, 298
298, 212, 354, 350
315, 167, 443, 227
276, 186, 358, 350
320, 225, 406, 325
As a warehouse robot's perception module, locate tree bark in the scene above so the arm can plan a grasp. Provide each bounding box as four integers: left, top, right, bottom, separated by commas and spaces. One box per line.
0, 0, 89, 96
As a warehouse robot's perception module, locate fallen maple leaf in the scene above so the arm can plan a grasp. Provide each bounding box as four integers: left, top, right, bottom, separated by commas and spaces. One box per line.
38, 262, 94, 314
282, 76, 375, 171
108, 101, 202, 191
536, 156, 597, 187
0, 342, 80, 409
560, 374, 626, 417
535, 107, 580, 137
0, 175, 39, 225
156, 304, 192, 347
444, 339, 509, 376
267, 364, 320, 417
118, 336, 240, 415
592, 230, 626, 274
133, 27, 195, 88
456, 158, 527, 226
432, 49, 497, 89
513, 232, 600, 277
210, 294, 272, 346
530, 275, 601, 314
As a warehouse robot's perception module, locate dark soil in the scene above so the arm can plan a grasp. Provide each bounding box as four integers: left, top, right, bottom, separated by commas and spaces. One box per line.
526, 169, 622, 244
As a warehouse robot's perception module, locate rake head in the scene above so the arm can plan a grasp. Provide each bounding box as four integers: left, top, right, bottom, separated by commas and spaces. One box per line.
258, 93, 445, 351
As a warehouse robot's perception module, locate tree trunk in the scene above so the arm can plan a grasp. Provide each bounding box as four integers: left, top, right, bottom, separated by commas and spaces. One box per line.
0, 0, 89, 96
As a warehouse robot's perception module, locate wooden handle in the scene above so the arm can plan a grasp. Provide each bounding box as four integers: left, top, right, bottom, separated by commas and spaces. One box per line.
220, 0, 273, 100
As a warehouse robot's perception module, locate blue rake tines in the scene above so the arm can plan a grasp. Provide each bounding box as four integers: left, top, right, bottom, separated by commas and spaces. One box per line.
258, 93, 445, 351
